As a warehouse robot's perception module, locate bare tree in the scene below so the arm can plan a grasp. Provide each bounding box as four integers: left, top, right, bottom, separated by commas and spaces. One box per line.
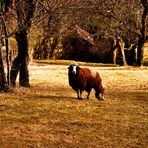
59, 0, 145, 65
0, 0, 14, 91
9, 0, 145, 66
137, 0, 148, 66
10, 0, 35, 87
32, 0, 72, 59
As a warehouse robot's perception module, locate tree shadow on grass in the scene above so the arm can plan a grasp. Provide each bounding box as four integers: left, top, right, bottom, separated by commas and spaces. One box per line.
25, 84, 76, 101
31, 94, 76, 101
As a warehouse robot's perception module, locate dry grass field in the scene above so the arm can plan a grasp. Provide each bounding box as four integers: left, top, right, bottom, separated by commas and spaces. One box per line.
0, 63, 148, 147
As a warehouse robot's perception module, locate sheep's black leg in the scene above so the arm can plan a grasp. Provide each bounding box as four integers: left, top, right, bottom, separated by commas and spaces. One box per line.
79, 89, 82, 99
76, 90, 80, 99
76, 89, 82, 100
87, 89, 91, 99
86, 88, 91, 99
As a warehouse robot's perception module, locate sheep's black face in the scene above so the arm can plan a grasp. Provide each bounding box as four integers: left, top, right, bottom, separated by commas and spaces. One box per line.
95, 88, 104, 100
68, 64, 80, 75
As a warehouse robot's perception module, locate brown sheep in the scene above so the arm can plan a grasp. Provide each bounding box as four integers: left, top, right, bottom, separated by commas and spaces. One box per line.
68, 64, 104, 100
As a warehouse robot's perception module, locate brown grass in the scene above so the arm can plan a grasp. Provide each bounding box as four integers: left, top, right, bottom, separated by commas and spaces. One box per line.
0, 64, 148, 147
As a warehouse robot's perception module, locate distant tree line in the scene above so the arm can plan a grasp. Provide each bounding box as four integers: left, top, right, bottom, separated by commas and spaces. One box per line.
33, 0, 147, 65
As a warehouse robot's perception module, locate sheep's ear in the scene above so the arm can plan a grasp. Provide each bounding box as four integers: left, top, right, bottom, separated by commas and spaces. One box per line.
77, 66, 81, 70
68, 65, 72, 69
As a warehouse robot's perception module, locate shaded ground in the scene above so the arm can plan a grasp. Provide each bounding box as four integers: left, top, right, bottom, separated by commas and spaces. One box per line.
0, 64, 148, 147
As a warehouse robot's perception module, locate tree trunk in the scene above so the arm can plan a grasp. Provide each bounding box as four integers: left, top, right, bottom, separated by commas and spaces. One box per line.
113, 37, 127, 66
1, 14, 10, 85
137, 3, 147, 66
0, 1, 10, 91
119, 37, 127, 66
49, 36, 58, 58
137, 36, 144, 66
10, 30, 30, 87
10, 56, 20, 86
0, 47, 9, 92
19, 55, 29, 87
10, 0, 35, 87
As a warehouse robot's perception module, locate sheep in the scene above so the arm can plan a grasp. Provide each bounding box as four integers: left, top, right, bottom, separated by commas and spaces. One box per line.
68, 64, 104, 100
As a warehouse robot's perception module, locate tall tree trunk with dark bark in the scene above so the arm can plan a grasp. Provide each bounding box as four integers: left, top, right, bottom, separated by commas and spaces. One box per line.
0, 25, 8, 92
0, 28, 9, 91
10, 0, 35, 87
0, 47, 9, 92
10, 30, 30, 87
137, 0, 148, 66
0, 0, 12, 91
